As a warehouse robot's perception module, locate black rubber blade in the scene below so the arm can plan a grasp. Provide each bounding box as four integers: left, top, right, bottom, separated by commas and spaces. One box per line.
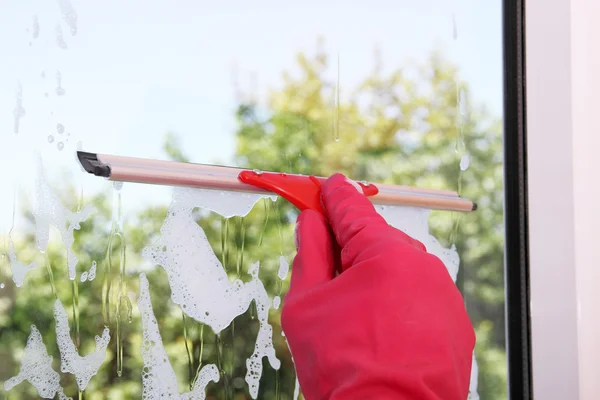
77, 151, 111, 177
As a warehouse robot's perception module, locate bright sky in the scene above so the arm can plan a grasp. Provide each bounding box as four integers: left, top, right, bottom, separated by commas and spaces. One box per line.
0, 0, 502, 232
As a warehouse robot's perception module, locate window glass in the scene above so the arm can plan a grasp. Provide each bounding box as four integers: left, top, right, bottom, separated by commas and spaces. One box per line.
0, 1, 505, 399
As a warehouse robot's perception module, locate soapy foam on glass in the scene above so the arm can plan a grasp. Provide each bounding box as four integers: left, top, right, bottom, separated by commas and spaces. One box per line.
468, 352, 479, 400
138, 273, 219, 399
33, 160, 95, 281
4, 325, 72, 400
142, 187, 280, 398
56, 0, 78, 36
13, 83, 26, 134
80, 261, 97, 282
277, 255, 289, 280
54, 300, 110, 390
8, 239, 37, 287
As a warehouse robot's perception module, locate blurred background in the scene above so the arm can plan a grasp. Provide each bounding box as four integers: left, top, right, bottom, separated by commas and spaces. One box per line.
0, 1, 505, 399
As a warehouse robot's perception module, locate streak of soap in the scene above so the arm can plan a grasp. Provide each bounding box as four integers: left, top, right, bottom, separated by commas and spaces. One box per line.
55, 24, 67, 49
190, 323, 206, 390
452, 13, 458, 40
236, 217, 246, 276
460, 154, 471, 171
87, 260, 97, 281
56, 71, 66, 96
6, 190, 36, 287
111, 182, 132, 377
4, 326, 72, 400
13, 83, 26, 134
201, 188, 276, 218
272, 296, 281, 310
376, 205, 477, 393
376, 205, 459, 281
293, 376, 300, 400
56, 0, 78, 35
258, 199, 271, 247
54, 300, 110, 390
333, 53, 341, 142
277, 255, 289, 280
182, 312, 195, 389
32, 15, 40, 39
468, 352, 479, 400
33, 157, 95, 281
71, 279, 81, 349
142, 188, 280, 399
138, 273, 219, 399
80, 271, 88, 282
8, 239, 37, 287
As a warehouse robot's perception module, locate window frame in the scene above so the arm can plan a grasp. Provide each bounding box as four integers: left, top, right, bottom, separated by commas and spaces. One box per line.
520, 0, 600, 398
503, 1, 531, 398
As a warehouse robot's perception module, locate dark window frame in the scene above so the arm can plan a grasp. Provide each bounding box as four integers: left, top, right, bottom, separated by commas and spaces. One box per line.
502, 0, 531, 398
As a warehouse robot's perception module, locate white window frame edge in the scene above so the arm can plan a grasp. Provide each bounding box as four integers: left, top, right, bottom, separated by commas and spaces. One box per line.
526, 0, 600, 399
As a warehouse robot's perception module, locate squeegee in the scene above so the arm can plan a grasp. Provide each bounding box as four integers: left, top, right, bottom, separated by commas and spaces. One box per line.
76, 151, 476, 215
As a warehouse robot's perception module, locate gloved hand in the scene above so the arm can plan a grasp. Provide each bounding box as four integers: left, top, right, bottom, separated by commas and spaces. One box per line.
281, 173, 475, 400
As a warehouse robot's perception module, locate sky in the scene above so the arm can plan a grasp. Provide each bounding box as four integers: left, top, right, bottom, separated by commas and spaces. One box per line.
0, 0, 502, 232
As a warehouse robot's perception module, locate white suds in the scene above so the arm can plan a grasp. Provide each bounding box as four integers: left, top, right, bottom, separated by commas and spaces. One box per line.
8, 239, 37, 287
293, 376, 300, 400
13, 83, 26, 134
187, 188, 276, 218
80, 261, 96, 282
87, 260, 97, 281
32, 15, 40, 39
55, 71, 65, 96
272, 296, 281, 310
138, 273, 219, 399
468, 352, 480, 400
376, 205, 460, 281
4, 325, 72, 400
34, 159, 95, 280
142, 188, 280, 398
277, 255, 289, 280
54, 300, 110, 390
55, 24, 67, 49
460, 154, 471, 171
56, 0, 78, 36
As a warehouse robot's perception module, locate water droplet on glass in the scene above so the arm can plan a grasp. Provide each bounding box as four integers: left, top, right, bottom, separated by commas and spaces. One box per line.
56, 123, 65, 134
0, 283, 4, 289
47, 135, 54, 143
253, 169, 262, 175
334, 136, 340, 142
57, 142, 64, 151
359, 180, 370, 186
113, 181, 123, 191
460, 154, 471, 171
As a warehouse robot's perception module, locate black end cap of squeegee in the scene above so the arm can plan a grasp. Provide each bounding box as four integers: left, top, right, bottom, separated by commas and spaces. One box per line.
472, 202, 478, 211
77, 151, 111, 177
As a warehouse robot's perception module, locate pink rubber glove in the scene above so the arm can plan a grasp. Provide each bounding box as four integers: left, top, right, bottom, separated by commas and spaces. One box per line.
281, 173, 475, 400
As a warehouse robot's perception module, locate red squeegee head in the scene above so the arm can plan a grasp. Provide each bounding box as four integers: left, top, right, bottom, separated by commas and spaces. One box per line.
238, 170, 378, 217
